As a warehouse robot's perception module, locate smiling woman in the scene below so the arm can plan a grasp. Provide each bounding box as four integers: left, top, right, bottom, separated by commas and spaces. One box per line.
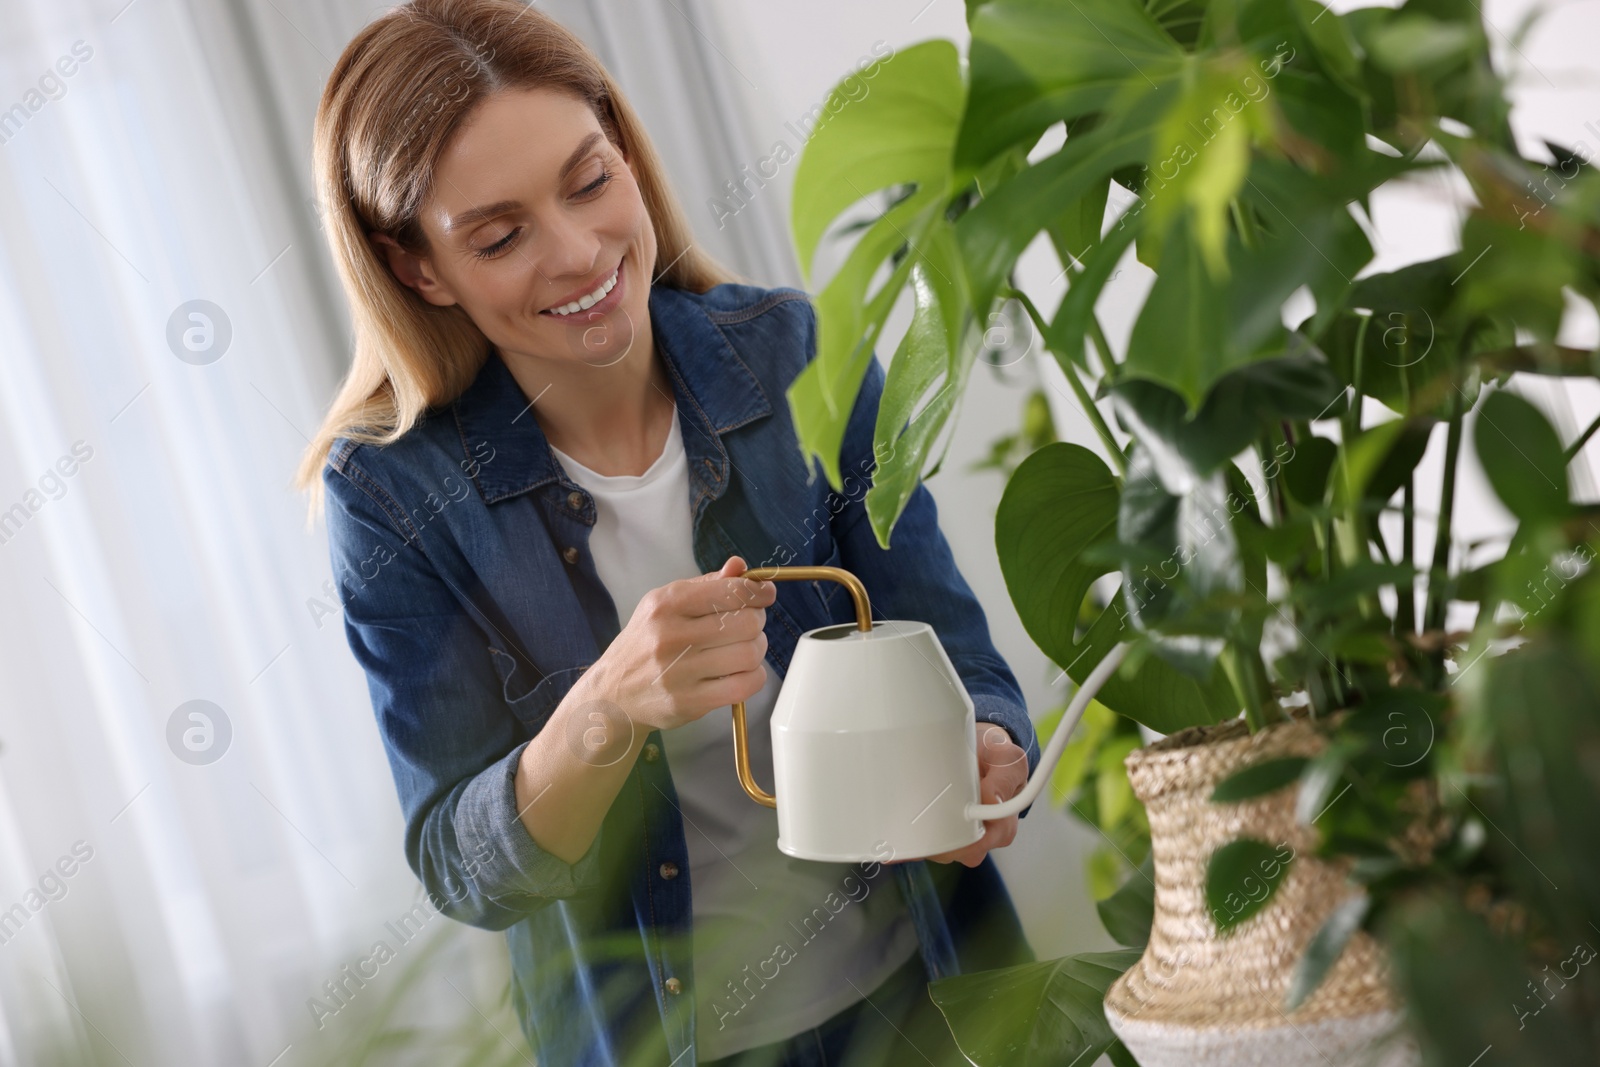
362, 84, 677, 472
293, 2, 1039, 1065
293, 0, 739, 506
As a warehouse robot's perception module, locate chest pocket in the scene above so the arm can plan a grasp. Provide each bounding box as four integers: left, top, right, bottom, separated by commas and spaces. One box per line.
488, 646, 594, 735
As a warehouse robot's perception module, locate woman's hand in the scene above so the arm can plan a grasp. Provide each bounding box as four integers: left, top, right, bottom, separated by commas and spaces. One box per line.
583, 555, 776, 733
893, 725, 1029, 868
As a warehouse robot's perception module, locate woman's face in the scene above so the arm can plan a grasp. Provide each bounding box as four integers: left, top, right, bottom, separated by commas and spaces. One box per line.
373, 86, 657, 368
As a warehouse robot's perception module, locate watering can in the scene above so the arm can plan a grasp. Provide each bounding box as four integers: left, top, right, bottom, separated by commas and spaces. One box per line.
730, 565, 1129, 862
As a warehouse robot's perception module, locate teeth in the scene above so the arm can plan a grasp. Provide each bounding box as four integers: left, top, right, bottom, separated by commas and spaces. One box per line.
547, 267, 618, 316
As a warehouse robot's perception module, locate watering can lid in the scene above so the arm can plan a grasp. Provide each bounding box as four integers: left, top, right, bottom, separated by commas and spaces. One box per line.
801, 619, 932, 642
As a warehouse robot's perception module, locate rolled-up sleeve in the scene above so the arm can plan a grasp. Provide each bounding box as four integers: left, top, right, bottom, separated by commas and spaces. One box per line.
823, 349, 1042, 820
322, 458, 607, 928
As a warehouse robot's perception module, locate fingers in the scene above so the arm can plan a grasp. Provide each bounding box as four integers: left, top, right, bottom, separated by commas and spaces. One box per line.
922, 777, 1021, 867
978, 724, 1029, 773
679, 567, 776, 620
976, 727, 1029, 803
693, 630, 769, 680
686, 601, 767, 650
694, 665, 768, 708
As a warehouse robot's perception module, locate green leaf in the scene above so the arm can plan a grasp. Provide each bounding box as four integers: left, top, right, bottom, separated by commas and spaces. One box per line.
1477, 632, 1600, 942
1473, 389, 1570, 524
1282, 435, 1338, 507
789, 40, 963, 281
1384, 894, 1594, 1063
928, 951, 1142, 1067
1096, 855, 1156, 948
1320, 250, 1500, 421
1211, 756, 1311, 802
957, 0, 1183, 169
1292, 0, 1366, 103
1107, 1042, 1141, 1067
1363, 418, 1436, 509
1456, 206, 1586, 345
1329, 417, 1406, 513
785, 41, 971, 498
1114, 443, 1240, 675
1205, 837, 1295, 934
864, 232, 978, 547
1044, 206, 1144, 371
1295, 740, 1355, 825
1287, 892, 1369, 1010
956, 79, 1177, 319
1036, 697, 1116, 805
787, 192, 944, 491
1095, 735, 1143, 829
1143, 54, 1273, 279
1046, 170, 1111, 281
1125, 160, 1374, 409
1366, 14, 1483, 76
995, 442, 1238, 732
1110, 354, 1344, 486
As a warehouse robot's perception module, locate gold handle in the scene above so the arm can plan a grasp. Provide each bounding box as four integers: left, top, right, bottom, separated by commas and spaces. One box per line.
731, 566, 873, 808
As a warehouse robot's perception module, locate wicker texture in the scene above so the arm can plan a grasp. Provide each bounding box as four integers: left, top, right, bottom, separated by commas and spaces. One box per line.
1102, 715, 1405, 1042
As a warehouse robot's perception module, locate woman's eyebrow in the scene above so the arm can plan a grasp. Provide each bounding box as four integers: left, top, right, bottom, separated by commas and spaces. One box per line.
443, 130, 606, 233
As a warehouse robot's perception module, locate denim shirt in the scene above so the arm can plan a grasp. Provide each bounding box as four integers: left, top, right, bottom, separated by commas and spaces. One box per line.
321, 281, 1042, 1066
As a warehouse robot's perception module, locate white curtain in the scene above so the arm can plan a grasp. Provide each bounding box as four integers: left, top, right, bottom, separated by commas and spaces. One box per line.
0, 1, 797, 1064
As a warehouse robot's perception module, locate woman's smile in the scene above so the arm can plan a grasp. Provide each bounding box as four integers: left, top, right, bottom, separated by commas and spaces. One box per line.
540, 251, 627, 323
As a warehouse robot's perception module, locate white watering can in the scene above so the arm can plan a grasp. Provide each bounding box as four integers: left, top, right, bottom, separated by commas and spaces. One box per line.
730, 565, 1129, 862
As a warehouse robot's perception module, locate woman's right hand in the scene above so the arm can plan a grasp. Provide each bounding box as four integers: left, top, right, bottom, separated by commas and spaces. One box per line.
584, 555, 777, 733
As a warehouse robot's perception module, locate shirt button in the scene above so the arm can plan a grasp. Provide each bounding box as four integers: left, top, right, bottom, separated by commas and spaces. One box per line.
567, 490, 584, 510
643, 743, 660, 762
659, 861, 679, 880
664, 976, 683, 995
562, 546, 580, 565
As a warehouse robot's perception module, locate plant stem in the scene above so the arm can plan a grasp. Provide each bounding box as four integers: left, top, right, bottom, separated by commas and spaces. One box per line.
1001, 286, 1128, 475
1564, 408, 1600, 462
1423, 384, 1465, 683
1398, 476, 1416, 637
1067, 358, 1127, 475
1230, 198, 1261, 252
1338, 314, 1372, 572
1269, 423, 1293, 526
1225, 644, 1277, 732
1088, 314, 1119, 377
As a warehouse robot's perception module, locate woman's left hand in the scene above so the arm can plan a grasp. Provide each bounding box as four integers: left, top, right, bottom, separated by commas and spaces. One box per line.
894, 725, 1029, 868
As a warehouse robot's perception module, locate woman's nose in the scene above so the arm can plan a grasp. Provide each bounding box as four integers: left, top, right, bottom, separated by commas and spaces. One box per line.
536, 212, 604, 283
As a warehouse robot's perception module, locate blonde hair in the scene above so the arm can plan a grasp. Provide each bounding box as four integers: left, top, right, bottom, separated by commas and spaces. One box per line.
294, 0, 746, 524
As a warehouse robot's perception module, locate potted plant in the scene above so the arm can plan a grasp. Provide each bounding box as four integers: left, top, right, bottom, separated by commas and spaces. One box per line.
786, 0, 1600, 1062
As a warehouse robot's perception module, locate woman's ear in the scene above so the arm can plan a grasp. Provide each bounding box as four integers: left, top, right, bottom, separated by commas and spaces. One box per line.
369, 231, 458, 307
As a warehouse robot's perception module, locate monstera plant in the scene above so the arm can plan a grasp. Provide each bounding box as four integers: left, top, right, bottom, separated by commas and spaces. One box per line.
787, 0, 1600, 1062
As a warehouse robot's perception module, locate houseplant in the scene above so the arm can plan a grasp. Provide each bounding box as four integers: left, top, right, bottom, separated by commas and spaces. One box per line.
786, 0, 1600, 1062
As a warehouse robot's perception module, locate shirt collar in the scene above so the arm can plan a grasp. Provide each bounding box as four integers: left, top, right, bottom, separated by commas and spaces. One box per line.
454, 284, 772, 504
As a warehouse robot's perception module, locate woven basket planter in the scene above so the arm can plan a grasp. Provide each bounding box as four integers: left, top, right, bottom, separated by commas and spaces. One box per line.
1103, 715, 1422, 1067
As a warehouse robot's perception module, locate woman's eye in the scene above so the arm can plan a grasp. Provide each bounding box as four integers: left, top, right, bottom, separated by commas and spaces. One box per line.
470, 169, 612, 261
473, 229, 519, 260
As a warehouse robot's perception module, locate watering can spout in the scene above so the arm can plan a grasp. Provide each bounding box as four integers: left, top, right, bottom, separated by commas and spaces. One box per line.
729, 563, 1132, 861
960, 642, 1129, 821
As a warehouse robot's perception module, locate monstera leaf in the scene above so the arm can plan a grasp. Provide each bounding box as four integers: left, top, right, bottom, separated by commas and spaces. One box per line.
787, 40, 965, 494
929, 951, 1141, 1067
995, 442, 1237, 733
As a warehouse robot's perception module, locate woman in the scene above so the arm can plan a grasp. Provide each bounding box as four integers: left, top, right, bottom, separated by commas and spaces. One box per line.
295, 2, 1041, 1064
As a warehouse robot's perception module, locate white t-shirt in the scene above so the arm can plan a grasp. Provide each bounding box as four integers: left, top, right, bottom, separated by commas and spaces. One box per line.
549, 407, 920, 1060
